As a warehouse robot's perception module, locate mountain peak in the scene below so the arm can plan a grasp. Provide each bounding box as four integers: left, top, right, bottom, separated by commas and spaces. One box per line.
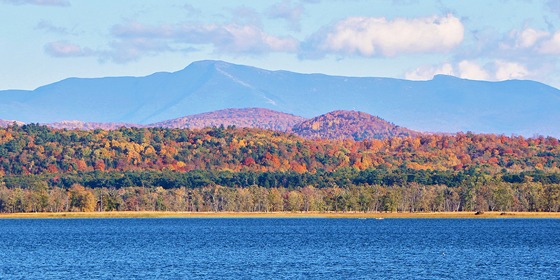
292, 110, 419, 140
187, 59, 227, 67
432, 74, 461, 81
183, 60, 245, 71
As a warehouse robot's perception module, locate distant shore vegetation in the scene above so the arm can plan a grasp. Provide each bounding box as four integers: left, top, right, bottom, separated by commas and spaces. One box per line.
1, 124, 559, 213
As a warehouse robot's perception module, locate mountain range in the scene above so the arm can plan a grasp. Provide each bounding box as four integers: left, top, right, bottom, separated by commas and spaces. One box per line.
0, 108, 416, 141
1, 60, 559, 137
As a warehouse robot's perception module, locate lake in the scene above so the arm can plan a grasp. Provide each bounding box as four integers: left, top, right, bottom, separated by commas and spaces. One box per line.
0, 218, 559, 279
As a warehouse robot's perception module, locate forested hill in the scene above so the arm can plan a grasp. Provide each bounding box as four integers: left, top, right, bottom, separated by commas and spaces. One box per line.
1, 109, 418, 140
150, 108, 305, 131
1, 124, 559, 176
292, 110, 419, 140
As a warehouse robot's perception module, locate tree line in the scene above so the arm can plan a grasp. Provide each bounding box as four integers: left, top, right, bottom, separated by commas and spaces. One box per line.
1, 124, 560, 213
2, 124, 560, 176
1, 181, 558, 213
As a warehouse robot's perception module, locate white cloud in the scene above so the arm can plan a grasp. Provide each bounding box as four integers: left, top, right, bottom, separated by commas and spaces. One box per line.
405, 60, 489, 81
405, 60, 527, 81
308, 14, 464, 57
405, 63, 454, 80
2, 0, 69, 6
111, 21, 299, 55
44, 21, 299, 63
44, 41, 92, 57
494, 60, 528, 80
538, 31, 560, 54
513, 28, 548, 49
457, 60, 490, 80
503, 27, 560, 56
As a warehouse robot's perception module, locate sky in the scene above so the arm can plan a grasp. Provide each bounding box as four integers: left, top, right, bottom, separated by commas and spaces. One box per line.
2, 0, 560, 90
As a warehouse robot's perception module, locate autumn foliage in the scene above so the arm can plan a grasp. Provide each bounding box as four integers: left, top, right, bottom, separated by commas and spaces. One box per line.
1, 124, 558, 175
0, 123, 560, 213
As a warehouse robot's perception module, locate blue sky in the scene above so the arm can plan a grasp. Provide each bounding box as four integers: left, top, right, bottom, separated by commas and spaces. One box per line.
2, 0, 560, 90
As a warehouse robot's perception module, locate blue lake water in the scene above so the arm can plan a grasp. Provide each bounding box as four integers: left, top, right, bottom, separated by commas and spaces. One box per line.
0, 218, 559, 279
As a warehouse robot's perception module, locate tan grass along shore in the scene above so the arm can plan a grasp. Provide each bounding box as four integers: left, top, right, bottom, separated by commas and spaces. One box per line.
0, 211, 559, 219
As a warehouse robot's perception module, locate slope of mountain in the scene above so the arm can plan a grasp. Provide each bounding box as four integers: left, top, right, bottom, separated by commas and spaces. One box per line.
292, 110, 418, 140
0, 108, 419, 140
150, 108, 305, 131
1, 60, 560, 137
0, 119, 24, 127
45, 121, 142, 130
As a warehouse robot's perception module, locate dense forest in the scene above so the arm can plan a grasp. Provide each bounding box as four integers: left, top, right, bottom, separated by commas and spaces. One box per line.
1, 124, 559, 213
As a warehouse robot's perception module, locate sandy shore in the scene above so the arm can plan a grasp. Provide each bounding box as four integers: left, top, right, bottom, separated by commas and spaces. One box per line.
0, 211, 559, 219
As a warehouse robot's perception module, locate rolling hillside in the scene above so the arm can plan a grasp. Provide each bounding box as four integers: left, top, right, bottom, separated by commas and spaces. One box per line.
292, 110, 419, 140
150, 108, 305, 132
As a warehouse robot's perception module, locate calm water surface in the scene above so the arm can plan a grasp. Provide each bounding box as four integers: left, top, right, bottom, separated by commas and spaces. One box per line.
0, 218, 559, 279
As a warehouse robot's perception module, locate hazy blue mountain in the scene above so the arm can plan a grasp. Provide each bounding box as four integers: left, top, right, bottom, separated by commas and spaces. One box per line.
1, 60, 559, 137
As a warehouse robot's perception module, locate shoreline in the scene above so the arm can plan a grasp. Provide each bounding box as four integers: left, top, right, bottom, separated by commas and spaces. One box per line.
1, 211, 560, 219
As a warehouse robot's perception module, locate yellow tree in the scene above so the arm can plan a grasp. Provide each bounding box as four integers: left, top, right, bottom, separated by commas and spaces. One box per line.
69, 184, 96, 212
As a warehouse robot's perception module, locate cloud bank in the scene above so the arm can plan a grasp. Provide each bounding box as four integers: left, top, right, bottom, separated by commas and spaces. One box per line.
111, 21, 299, 54
43, 13, 466, 63
43, 20, 299, 63
44, 41, 92, 57
405, 60, 529, 81
39, 8, 551, 85
303, 14, 464, 58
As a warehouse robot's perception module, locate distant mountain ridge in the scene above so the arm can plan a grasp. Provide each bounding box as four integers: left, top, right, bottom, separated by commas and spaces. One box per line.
0, 109, 421, 140
0, 119, 24, 127
45, 120, 142, 130
292, 110, 419, 140
150, 108, 304, 131
1, 60, 560, 136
